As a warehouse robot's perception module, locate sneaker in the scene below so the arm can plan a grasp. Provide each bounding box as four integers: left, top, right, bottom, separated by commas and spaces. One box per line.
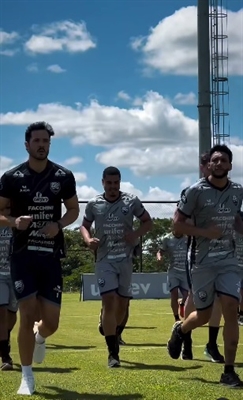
167, 321, 184, 359
181, 337, 193, 360
1, 356, 13, 371
220, 371, 243, 387
108, 354, 120, 368
17, 375, 35, 395
238, 315, 243, 326
204, 344, 224, 363
33, 322, 46, 364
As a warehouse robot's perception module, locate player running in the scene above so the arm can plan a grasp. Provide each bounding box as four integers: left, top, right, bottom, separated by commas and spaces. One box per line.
181, 152, 224, 363
168, 144, 243, 387
157, 231, 189, 322
80, 166, 152, 368
0, 122, 79, 395
235, 211, 243, 325
0, 203, 18, 371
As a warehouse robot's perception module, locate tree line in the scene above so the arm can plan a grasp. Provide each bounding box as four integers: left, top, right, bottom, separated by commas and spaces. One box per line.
62, 218, 172, 291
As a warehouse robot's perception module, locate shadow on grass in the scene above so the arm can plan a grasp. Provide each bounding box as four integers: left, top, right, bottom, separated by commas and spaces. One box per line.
125, 326, 156, 330
38, 387, 143, 399
46, 344, 96, 351
15, 364, 80, 374
120, 360, 202, 372
123, 343, 166, 347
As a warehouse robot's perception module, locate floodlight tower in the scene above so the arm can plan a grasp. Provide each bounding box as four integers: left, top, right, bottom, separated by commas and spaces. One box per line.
209, 0, 230, 144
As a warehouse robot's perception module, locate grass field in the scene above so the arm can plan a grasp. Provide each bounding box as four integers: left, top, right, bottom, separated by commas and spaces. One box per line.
1, 294, 243, 400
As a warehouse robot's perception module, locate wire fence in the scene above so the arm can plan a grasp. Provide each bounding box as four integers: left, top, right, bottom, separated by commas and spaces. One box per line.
66, 200, 178, 273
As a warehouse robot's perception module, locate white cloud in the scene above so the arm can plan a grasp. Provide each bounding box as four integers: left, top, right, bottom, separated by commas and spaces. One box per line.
73, 172, 87, 183
0, 30, 19, 45
24, 20, 96, 54
0, 92, 242, 179
174, 92, 197, 105
130, 6, 243, 76
26, 63, 39, 73
0, 30, 20, 56
64, 156, 83, 166
47, 64, 66, 73
180, 177, 192, 190
0, 156, 15, 177
117, 91, 131, 101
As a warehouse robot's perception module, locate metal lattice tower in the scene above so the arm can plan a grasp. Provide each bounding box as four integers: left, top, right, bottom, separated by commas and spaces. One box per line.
209, 0, 230, 145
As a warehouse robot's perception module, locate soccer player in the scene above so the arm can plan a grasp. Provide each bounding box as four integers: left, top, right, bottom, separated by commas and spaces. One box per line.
157, 231, 189, 322
181, 152, 224, 362
80, 166, 152, 367
0, 203, 18, 371
235, 211, 243, 325
0, 122, 79, 394
167, 144, 243, 387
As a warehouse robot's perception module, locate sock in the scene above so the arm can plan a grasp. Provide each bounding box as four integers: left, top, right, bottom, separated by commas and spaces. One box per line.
0, 340, 9, 359
116, 325, 125, 336
240, 310, 243, 316
208, 326, 219, 347
105, 335, 118, 355
22, 365, 33, 377
174, 314, 180, 321
35, 331, 45, 344
224, 365, 234, 374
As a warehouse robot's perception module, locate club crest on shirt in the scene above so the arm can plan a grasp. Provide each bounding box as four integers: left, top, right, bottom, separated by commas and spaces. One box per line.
50, 182, 61, 194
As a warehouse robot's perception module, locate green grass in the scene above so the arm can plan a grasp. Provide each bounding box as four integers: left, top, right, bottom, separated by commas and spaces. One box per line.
1, 294, 243, 400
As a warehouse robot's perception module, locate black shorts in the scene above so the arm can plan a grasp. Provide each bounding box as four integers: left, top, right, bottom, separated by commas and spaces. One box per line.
10, 251, 63, 306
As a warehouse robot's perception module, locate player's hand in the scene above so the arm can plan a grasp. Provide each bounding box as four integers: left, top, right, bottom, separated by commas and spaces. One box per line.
87, 238, 100, 251
39, 222, 60, 238
15, 216, 33, 230
124, 231, 138, 245
156, 251, 162, 261
204, 225, 223, 239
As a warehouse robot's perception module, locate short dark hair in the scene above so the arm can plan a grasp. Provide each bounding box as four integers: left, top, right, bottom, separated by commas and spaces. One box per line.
200, 151, 210, 166
209, 144, 233, 163
102, 166, 121, 180
25, 121, 55, 142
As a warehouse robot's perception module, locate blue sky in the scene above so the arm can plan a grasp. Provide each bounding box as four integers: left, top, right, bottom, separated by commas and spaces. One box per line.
0, 0, 243, 207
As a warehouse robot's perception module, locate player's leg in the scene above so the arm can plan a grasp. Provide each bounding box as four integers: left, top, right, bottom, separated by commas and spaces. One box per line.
217, 272, 243, 387
204, 295, 224, 363
0, 280, 11, 370
34, 257, 63, 365
98, 307, 104, 335
238, 281, 243, 325
167, 268, 215, 360
181, 291, 194, 360
167, 274, 181, 321
10, 253, 38, 395
96, 262, 120, 367
3, 281, 18, 370
118, 300, 130, 345
178, 277, 189, 318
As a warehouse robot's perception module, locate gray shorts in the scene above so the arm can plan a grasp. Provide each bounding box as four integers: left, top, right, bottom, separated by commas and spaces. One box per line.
95, 260, 133, 298
191, 267, 241, 310
0, 276, 18, 313
167, 270, 189, 293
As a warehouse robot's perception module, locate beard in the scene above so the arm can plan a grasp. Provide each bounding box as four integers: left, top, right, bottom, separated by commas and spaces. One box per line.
211, 170, 228, 179
28, 149, 49, 160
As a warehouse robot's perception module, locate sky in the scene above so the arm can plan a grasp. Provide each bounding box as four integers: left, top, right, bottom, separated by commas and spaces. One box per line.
0, 0, 243, 222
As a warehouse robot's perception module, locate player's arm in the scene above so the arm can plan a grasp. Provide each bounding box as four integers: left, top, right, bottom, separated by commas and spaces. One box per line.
80, 201, 95, 245
234, 213, 243, 234
157, 238, 167, 261
0, 174, 16, 228
60, 172, 79, 228
133, 197, 153, 238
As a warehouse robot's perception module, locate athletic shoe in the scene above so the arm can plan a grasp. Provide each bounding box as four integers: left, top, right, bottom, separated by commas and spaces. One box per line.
108, 354, 120, 368
17, 375, 35, 395
181, 337, 193, 360
220, 371, 243, 387
33, 322, 46, 364
204, 344, 224, 363
238, 316, 243, 326
167, 321, 184, 359
1, 357, 13, 371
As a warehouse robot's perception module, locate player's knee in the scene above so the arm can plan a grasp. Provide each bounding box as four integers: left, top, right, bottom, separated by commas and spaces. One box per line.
196, 308, 212, 325
102, 292, 117, 312
43, 317, 59, 334
221, 296, 239, 319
